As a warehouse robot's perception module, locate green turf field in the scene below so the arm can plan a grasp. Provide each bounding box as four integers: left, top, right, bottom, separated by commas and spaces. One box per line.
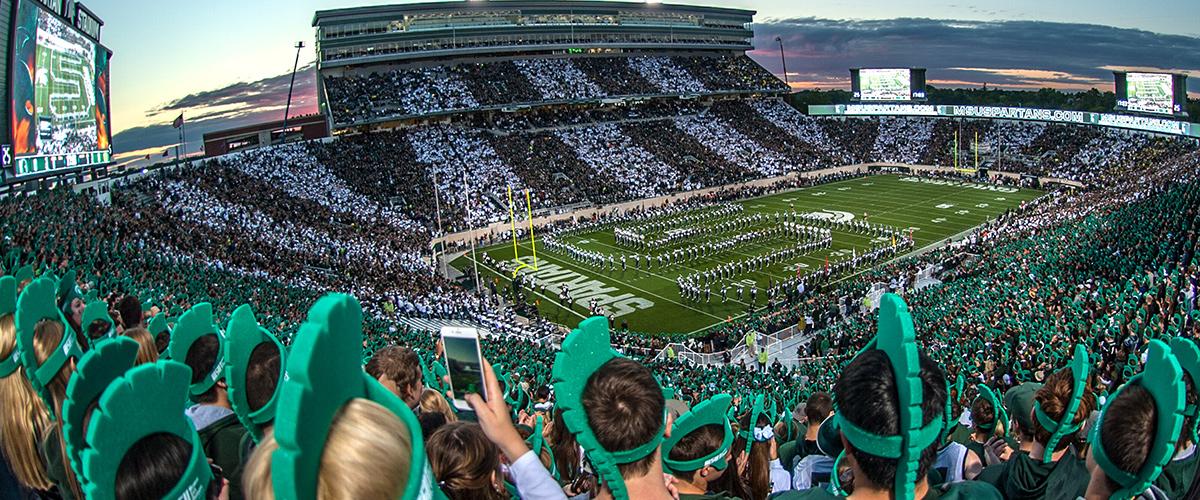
451, 174, 1043, 336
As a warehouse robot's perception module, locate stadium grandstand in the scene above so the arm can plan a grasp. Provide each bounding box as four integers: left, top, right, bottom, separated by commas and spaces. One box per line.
312, 1, 786, 128
3, 0, 1200, 499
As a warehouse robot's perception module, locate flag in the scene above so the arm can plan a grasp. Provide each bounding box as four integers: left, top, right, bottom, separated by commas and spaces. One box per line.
172, 114, 184, 129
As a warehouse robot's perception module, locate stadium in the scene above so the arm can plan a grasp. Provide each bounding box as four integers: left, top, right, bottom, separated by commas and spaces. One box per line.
1, 0, 1199, 499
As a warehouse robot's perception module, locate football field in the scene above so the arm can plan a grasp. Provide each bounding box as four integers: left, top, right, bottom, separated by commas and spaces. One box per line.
451, 174, 1043, 336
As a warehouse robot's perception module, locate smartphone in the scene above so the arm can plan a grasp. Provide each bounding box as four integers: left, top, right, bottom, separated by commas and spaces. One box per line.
441, 327, 487, 411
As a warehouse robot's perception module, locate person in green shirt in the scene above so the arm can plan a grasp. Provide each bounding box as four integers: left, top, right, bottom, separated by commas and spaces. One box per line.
962, 385, 1007, 480
1084, 339, 1184, 500
981, 346, 1095, 500
776, 294, 1001, 500
1153, 337, 1200, 498
974, 382, 1044, 486
663, 394, 740, 500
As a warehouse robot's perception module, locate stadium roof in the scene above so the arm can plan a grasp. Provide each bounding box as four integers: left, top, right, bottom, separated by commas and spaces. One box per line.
312, 1, 755, 26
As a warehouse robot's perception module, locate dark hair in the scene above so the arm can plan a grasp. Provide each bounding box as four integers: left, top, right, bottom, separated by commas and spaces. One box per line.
550, 409, 581, 482
87, 318, 112, 342
155, 332, 170, 355
732, 408, 772, 500
1096, 385, 1155, 494
427, 422, 505, 500
245, 342, 281, 412
184, 334, 221, 404
835, 349, 946, 490
805, 392, 833, 423
971, 396, 996, 438
117, 295, 143, 330
117, 433, 219, 500
1033, 369, 1096, 451
667, 424, 725, 478
582, 358, 665, 479
1181, 372, 1197, 448
535, 385, 551, 402
365, 346, 422, 400
419, 411, 448, 439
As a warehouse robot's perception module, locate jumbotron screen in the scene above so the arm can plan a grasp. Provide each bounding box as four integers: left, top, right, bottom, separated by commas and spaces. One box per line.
851, 68, 927, 102
8, 0, 112, 180
1114, 72, 1188, 117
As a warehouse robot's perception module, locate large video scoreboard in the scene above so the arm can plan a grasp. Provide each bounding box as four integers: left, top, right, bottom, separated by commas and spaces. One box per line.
851, 68, 927, 102
1113, 72, 1188, 117
6, 0, 111, 182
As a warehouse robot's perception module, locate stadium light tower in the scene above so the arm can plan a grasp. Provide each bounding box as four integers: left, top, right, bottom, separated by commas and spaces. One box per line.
281, 41, 305, 145
775, 36, 789, 89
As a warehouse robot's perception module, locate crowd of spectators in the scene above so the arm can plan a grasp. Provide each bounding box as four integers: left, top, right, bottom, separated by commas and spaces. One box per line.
4, 132, 1195, 498
870, 117, 935, 164
322, 54, 787, 125
555, 123, 688, 199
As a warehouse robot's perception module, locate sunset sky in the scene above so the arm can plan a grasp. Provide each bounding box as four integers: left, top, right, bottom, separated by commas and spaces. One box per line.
83, 0, 1200, 158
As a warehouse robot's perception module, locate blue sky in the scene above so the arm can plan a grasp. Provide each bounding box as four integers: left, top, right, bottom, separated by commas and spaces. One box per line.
83, 0, 1200, 157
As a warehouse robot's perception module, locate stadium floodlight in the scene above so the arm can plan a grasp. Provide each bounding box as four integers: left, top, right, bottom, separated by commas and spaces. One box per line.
281, 41, 306, 145
775, 36, 789, 88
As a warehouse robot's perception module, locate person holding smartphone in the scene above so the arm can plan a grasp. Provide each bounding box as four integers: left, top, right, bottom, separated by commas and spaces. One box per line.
440, 326, 565, 499
464, 354, 566, 500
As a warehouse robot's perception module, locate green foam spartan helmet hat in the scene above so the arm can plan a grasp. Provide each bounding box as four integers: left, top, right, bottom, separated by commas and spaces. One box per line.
270, 294, 443, 500
55, 270, 82, 319
148, 313, 171, 356
167, 303, 226, 399
15, 276, 84, 412
831, 294, 942, 500
81, 359, 215, 500
662, 394, 733, 474
81, 301, 116, 344
1091, 339, 1185, 500
1169, 337, 1200, 443
1032, 344, 1089, 463
551, 316, 665, 500
63, 337, 139, 492
525, 415, 559, 481
739, 394, 774, 454
224, 304, 287, 443
974, 384, 1009, 440
0, 275, 19, 378
14, 264, 33, 285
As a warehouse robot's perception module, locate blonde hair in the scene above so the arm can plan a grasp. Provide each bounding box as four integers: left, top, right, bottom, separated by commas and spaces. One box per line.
419, 389, 457, 423
120, 327, 159, 365
32, 319, 83, 499
0, 314, 53, 490
243, 398, 413, 499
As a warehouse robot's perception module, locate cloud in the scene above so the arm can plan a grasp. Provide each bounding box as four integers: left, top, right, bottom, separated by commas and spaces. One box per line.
114, 64, 318, 154
117, 18, 1200, 155
748, 18, 1200, 95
